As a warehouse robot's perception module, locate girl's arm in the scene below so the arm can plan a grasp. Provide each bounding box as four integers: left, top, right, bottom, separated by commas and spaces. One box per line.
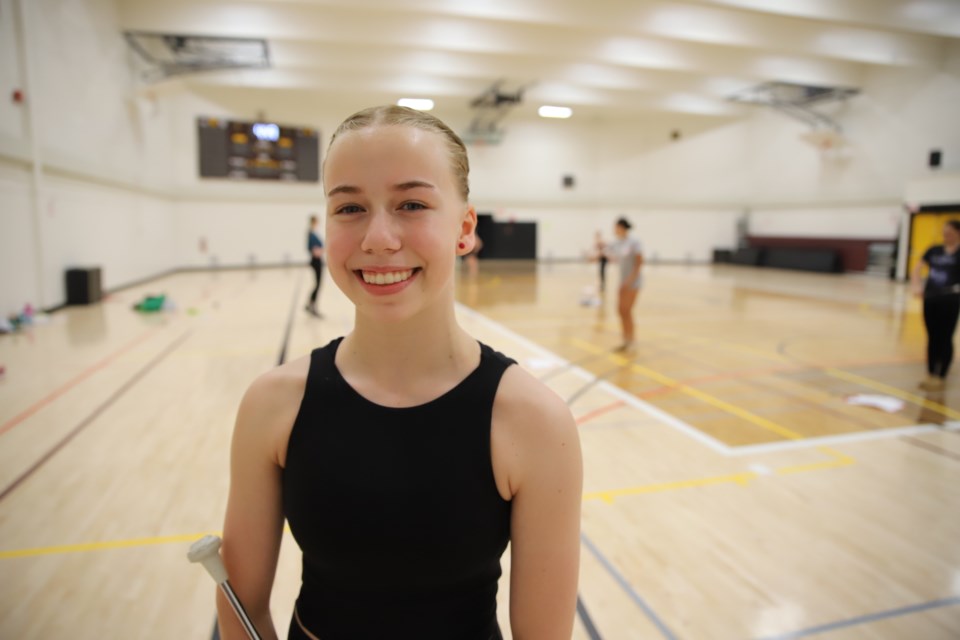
494, 368, 583, 639
218, 370, 300, 639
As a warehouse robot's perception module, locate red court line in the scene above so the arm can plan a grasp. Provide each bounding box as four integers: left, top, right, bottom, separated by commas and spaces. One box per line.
576, 401, 625, 426
0, 329, 158, 438
0, 331, 191, 503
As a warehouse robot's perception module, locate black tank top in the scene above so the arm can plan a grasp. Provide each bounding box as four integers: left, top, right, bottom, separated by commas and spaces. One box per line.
283, 338, 514, 639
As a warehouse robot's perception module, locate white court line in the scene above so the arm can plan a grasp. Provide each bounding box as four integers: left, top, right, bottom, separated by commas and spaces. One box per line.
726, 423, 945, 456
456, 304, 733, 456
588, 376, 733, 455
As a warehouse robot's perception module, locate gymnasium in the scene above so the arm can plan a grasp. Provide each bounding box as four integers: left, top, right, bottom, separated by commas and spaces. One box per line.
1, 1, 959, 638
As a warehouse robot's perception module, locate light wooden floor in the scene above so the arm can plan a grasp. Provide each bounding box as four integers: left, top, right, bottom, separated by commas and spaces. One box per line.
1, 263, 958, 639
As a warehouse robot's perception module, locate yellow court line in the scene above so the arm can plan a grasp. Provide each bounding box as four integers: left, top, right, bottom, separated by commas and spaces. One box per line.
583, 472, 757, 504
0, 525, 297, 560
569, 338, 805, 441
825, 368, 960, 421
584, 447, 858, 505
776, 446, 857, 475
0, 531, 220, 560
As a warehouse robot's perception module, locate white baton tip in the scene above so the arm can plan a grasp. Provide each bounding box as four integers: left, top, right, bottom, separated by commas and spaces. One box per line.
188, 534, 229, 585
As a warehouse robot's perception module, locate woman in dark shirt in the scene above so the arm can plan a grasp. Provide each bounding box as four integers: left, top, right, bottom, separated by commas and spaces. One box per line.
911, 220, 960, 392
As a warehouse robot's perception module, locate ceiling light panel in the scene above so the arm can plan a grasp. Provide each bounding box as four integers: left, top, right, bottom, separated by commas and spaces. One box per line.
538, 105, 573, 118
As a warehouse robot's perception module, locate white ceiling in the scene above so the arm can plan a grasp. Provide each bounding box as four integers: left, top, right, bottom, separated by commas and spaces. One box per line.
117, 0, 960, 121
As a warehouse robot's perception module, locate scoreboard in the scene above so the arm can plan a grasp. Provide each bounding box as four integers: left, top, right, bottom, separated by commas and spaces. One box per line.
197, 117, 320, 182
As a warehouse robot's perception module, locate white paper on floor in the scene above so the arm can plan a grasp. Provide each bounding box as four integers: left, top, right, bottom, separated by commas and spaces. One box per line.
525, 357, 563, 371
845, 394, 905, 413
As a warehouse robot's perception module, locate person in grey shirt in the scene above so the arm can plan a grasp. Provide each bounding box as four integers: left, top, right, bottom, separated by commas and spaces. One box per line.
605, 217, 643, 351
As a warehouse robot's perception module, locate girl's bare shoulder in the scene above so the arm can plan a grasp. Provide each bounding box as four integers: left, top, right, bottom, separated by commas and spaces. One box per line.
242, 355, 310, 412
491, 364, 582, 498
493, 364, 578, 449
235, 354, 312, 464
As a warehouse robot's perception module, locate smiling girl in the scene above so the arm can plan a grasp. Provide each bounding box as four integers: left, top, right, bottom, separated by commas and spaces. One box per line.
217, 106, 582, 640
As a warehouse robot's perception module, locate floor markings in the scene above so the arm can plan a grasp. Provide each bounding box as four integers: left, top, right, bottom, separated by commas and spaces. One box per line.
825, 367, 960, 421
0, 531, 220, 560
581, 533, 678, 640
570, 338, 807, 442
0, 329, 158, 438
758, 596, 960, 639
0, 331, 192, 503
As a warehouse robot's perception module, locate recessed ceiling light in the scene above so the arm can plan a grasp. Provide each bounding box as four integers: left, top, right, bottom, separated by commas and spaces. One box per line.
397, 98, 434, 111
538, 105, 572, 119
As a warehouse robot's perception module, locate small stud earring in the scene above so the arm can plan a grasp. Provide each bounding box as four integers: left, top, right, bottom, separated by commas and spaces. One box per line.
458, 242, 466, 249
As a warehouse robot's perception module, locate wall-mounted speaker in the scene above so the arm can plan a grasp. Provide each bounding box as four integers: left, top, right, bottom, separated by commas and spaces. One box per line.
929, 149, 942, 168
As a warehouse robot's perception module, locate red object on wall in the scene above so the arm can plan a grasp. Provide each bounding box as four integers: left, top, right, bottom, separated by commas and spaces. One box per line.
12, 89, 24, 104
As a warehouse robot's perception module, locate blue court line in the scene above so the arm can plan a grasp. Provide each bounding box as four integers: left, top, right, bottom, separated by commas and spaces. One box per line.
581, 533, 679, 640
577, 595, 604, 640
759, 596, 960, 639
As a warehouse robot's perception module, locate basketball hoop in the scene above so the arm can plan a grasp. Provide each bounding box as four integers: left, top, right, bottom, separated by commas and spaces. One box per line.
460, 128, 502, 147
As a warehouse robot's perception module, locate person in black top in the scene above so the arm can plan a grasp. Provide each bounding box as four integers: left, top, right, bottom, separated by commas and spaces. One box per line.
305, 215, 324, 317
911, 219, 960, 392
217, 106, 582, 640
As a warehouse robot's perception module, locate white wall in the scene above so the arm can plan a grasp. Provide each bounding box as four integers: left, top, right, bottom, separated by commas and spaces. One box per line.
0, 163, 38, 316
175, 200, 321, 269
905, 171, 960, 205
0, 0, 178, 314
0, 0, 25, 146
748, 205, 902, 239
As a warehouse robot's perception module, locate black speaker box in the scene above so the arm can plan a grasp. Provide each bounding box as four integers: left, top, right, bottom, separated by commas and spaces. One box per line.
66, 267, 103, 305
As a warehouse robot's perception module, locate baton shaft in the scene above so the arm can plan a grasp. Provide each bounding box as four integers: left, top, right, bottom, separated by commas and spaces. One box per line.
219, 581, 262, 640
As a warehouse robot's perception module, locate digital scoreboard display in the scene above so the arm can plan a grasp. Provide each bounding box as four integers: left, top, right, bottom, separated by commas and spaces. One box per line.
197, 117, 320, 182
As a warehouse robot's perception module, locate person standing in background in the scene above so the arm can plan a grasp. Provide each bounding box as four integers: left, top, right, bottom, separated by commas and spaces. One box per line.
595, 230, 608, 292
606, 217, 643, 352
911, 220, 960, 392
305, 214, 324, 318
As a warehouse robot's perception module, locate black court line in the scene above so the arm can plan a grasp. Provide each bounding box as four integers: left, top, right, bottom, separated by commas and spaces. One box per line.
577, 595, 603, 640
0, 330, 192, 504
277, 270, 305, 367
538, 350, 615, 383
758, 596, 960, 640
565, 357, 648, 407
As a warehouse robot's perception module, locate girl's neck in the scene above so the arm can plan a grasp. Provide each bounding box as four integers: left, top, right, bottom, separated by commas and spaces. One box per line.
336, 301, 479, 407
341, 302, 477, 377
